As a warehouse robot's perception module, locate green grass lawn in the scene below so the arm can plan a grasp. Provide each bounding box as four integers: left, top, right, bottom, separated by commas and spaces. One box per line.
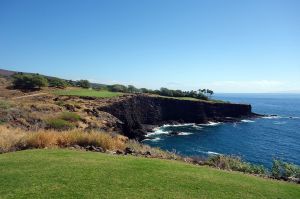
156, 95, 228, 103
0, 149, 299, 199
53, 89, 123, 98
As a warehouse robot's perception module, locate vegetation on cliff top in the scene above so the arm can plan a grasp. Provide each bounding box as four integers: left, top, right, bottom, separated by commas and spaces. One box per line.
0, 149, 299, 199
9, 72, 215, 101
53, 89, 123, 98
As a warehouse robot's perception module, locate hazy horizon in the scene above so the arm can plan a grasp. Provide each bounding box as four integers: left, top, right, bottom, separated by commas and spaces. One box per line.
1, 0, 299, 93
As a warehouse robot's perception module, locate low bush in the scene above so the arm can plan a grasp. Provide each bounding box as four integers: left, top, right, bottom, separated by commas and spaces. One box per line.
206, 155, 266, 175
46, 118, 75, 130
271, 159, 300, 180
47, 77, 68, 88
0, 100, 11, 110
76, 80, 90, 88
0, 119, 6, 125
59, 112, 81, 122
54, 100, 65, 107
126, 140, 180, 159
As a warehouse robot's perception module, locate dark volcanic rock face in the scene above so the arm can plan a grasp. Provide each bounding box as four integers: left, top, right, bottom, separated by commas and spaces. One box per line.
99, 95, 254, 140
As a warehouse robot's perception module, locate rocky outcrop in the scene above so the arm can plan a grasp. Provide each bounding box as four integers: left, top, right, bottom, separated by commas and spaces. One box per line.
99, 95, 255, 140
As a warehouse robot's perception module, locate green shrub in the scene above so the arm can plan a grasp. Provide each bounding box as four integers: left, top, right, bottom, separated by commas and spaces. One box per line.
55, 100, 65, 107
271, 159, 300, 180
48, 77, 67, 88
46, 118, 74, 130
127, 85, 139, 93
271, 159, 281, 179
206, 155, 266, 175
0, 100, 11, 110
59, 112, 81, 122
12, 73, 48, 90
0, 119, 6, 125
76, 80, 90, 88
107, 84, 128, 93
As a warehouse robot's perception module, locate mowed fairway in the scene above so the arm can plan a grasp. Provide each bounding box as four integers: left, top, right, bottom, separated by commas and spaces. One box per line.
0, 150, 299, 199
53, 89, 123, 98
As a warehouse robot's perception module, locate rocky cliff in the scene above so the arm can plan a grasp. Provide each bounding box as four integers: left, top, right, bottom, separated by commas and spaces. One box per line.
99, 95, 255, 140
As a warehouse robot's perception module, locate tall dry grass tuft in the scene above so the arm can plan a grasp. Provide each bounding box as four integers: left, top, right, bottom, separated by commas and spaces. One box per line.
0, 126, 125, 152
0, 126, 25, 152
22, 131, 60, 149
55, 131, 125, 150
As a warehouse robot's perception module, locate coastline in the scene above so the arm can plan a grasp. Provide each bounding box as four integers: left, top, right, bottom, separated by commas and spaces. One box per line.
99, 94, 259, 140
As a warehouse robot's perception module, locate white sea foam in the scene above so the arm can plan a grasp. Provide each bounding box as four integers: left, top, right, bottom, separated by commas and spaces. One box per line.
195, 150, 221, 155
262, 115, 300, 120
286, 116, 300, 119
262, 115, 281, 119
162, 123, 195, 128
200, 121, 221, 126
150, 137, 161, 142
192, 124, 203, 130
274, 121, 287, 125
145, 129, 170, 137
146, 122, 207, 138
178, 132, 193, 136
207, 151, 221, 155
241, 119, 255, 123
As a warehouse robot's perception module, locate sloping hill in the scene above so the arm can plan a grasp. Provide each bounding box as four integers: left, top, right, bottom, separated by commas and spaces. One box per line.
0, 149, 299, 199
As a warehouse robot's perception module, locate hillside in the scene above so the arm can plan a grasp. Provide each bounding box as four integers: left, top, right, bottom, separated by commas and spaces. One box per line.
0, 69, 16, 76
0, 149, 299, 199
0, 74, 254, 140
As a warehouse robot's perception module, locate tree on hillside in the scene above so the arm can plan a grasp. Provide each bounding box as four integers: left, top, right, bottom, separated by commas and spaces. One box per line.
127, 85, 139, 93
12, 73, 48, 90
76, 80, 90, 88
48, 77, 67, 88
206, 89, 214, 98
140, 88, 149, 93
108, 84, 128, 93
160, 87, 173, 96
66, 80, 77, 87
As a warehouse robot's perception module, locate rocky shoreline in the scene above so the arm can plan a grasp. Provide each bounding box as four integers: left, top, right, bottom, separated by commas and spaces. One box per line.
99, 95, 259, 140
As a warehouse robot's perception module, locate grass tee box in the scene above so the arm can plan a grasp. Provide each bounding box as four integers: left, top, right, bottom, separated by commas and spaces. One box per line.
53, 89, 123, 98
0, 149, 299, 199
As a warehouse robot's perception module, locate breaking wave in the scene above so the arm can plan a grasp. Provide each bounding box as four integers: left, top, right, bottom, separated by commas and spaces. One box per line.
274, 121, 287, 125
178, 132, 193, 136
262, 115, 281, 119
199, 122, 222, 126
145, 129, 170, 137
241, 119, 255, 123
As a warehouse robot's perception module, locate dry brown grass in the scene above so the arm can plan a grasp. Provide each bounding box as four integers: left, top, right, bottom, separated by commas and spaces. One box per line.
0, 126, 125, 152
0, 126, 26, 152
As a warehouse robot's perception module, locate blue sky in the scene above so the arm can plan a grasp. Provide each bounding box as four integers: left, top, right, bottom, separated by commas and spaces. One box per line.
0, 0, 299, 93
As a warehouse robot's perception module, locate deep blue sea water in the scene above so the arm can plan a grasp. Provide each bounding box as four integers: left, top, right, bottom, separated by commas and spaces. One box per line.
143, 94, 300, 168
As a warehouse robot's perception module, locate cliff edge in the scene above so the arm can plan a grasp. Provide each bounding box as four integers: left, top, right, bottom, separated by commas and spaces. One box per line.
99, 95, 255, 140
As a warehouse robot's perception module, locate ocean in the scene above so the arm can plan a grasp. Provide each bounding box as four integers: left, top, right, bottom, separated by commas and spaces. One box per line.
143, 93, 300, 168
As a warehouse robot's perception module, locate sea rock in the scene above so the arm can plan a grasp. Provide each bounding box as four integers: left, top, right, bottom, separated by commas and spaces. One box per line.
73, 144, 82, 150
124, 147, 135, 155
85, 145, 104, 152
115, 150, 124, 155
168, 131, 180, 136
